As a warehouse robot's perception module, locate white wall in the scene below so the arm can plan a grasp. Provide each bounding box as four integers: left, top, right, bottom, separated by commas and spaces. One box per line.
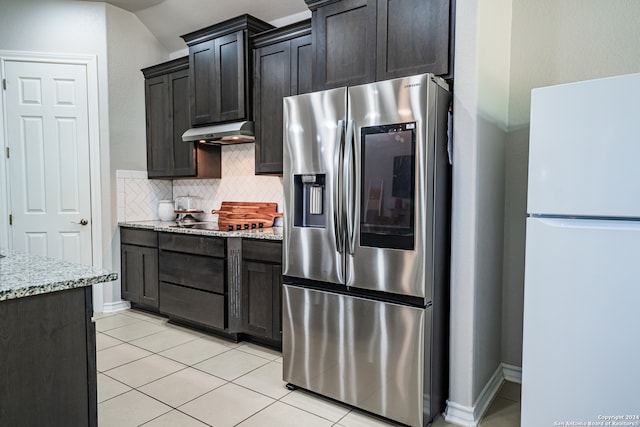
0, 0, 113, 309
107, 4, 168, 173
447, 0, 512, 424
450, 1, 640, 424
501, 0, 640, 369
0, 0, 171, 312
105, 4, 169, 308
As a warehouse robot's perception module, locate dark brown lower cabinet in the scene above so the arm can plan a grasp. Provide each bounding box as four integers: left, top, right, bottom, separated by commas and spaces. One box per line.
158, 233, 227, 331
0, 287, 96, 427
242, 261, 282, 340
120, 228, 159, 311
119, 228, 284, 345
241, 240, 283, 345
159, 282, 225, 329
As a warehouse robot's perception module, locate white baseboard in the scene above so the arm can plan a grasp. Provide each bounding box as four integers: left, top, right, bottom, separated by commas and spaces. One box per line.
444, 400, 478, 427
101, 300, 131, 313
444, 364, 504, 426
502, 363, 522, 384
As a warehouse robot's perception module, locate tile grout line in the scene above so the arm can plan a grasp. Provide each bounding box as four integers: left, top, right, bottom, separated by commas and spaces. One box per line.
230, 398, 279, 426
125, 333, 204, 355
132, 369, 227, 423
96, 373, 134, 405
100, 352, 184, 379
100, 327, 169, 343
275, 392, 352, 426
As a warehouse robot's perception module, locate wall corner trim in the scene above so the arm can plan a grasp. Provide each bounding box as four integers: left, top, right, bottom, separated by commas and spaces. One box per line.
502, 362, 522, 384
100, 300, 131, 313
444, 364, 504, 426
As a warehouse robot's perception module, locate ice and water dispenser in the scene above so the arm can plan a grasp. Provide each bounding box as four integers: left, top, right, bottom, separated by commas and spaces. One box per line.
293, 174, 326, 228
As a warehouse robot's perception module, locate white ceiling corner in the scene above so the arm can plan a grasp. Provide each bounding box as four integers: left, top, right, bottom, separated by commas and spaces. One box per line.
91, 0, 310, 53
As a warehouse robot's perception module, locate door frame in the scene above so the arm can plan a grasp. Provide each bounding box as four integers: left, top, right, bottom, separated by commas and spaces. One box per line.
0, 51, 103, 269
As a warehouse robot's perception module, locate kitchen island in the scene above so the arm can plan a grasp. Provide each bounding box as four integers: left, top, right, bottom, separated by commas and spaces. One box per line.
0, 252, 116, 427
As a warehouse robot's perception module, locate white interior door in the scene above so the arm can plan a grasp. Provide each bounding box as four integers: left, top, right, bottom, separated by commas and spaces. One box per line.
4, 60, 92, 264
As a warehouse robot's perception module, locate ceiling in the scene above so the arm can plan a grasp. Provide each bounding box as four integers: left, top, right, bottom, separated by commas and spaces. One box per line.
86, 0, 310, 52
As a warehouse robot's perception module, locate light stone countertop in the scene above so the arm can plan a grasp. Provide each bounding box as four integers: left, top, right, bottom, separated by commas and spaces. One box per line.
119, 220, 283, 241
0, 252, 117, 302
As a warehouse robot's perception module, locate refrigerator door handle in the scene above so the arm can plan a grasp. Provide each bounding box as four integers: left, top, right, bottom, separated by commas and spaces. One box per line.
333, 119, 345, 254
345, 119, 357, 255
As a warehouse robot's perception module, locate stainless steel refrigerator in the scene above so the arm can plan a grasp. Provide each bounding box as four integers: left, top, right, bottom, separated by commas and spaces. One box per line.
282, 74, 451, 427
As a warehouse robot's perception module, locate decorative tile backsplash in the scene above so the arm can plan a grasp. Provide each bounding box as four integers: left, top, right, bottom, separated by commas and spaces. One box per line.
117, 143, 284, 225
116, 170, 172, 222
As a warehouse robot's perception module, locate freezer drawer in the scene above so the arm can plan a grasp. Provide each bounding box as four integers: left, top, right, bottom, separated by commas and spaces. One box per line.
522, 217, 640, 426
282, 284, 430, 427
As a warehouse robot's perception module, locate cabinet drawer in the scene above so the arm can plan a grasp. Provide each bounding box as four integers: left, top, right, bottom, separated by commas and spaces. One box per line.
243, 240, 282, 264
121, 228, 157, 247
159, 233, 225, 257
159, 282, 225, 330
159, 251, 225, 294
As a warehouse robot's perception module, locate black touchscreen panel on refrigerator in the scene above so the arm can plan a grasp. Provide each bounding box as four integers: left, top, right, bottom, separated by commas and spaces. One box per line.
360, 122, 416, 250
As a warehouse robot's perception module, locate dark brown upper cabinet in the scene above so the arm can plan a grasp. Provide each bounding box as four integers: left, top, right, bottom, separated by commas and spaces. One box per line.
376, 0, 452, 80
306, 0, 453, 90
142, 57, 221, 179
252, 20, 312, 175
311, 0, 376, 90
181, 15, 274, 127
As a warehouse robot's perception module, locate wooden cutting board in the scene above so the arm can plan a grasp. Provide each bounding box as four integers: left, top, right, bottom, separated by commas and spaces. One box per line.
211, 201, 282, 229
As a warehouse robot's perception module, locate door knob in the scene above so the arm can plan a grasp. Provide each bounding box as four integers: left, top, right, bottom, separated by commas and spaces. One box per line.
71, 219, 89, 226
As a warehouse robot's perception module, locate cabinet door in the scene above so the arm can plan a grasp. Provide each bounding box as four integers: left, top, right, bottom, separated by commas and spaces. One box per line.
190, 39, 217, 126
242, 261, 281, 342
216, 31, 247, 122
146, 67, 197, 178
291, 34, 313, 96
138, 246, 159, 309
0, 287, 96, 426
145, 75, 172, 177
376, 0, 451, 79
121, 244, 141, 304
313, 0, 376, 90
169, 68, 196, 176
190, 31, 247, 125
254, 40, 291, 175
120, 244, 159, 310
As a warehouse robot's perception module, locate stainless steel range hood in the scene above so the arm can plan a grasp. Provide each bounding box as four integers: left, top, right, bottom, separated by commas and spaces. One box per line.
182, 121, 255, 144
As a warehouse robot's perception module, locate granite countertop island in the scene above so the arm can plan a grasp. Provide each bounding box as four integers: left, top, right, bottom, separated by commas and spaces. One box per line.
0, 252, 115, 426
0, 252, 117, 301
119, 220, 283, 240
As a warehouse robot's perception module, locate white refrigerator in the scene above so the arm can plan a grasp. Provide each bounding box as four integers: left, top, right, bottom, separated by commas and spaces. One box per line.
522, 73, 640, 426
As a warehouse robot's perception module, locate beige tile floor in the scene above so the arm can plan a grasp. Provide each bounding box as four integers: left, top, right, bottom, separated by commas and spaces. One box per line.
96, 309, 521, 427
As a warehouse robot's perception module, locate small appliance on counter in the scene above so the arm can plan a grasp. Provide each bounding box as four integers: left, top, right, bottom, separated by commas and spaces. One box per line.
174, 195, 204, 222
158, 200, 176, 221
